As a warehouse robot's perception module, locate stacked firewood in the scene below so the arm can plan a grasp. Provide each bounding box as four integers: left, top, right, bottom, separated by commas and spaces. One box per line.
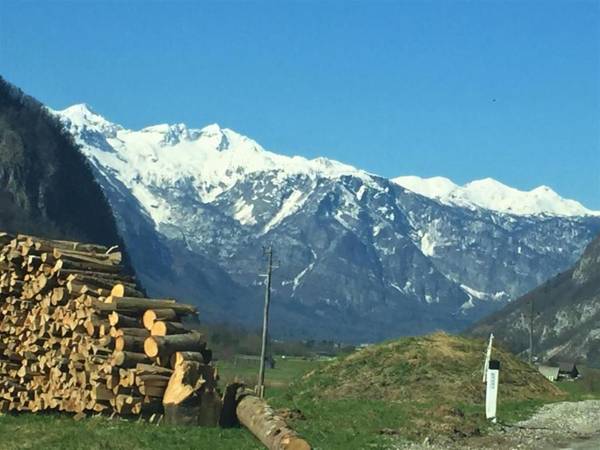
0, 232, 216, 418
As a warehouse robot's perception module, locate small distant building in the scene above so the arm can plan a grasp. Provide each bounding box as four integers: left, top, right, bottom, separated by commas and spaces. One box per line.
538, 365, 560, 382
558, 361, 579, 379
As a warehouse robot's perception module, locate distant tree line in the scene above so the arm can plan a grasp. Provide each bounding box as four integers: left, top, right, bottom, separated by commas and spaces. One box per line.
188, 321, 355, 360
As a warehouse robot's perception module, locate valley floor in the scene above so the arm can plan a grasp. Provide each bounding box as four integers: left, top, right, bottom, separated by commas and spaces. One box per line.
1, 357, 599, 449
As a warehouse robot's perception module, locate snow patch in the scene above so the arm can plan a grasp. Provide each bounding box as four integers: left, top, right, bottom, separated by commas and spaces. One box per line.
292, 249, 317, 293
233, 198, 256, 226
420, 232, 437, 257
262, 190, 307, 233
356, 185, 367, 201
390, 283, 403, 293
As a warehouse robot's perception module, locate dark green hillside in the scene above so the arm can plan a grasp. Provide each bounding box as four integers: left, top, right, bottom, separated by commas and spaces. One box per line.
469, 234, 600, 365
0, 76, 122, 247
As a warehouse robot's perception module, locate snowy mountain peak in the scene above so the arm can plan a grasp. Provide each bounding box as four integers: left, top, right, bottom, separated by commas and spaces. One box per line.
58, 103, 108, 125
61, 102, 96, 116
200, 123, 222, 135
464, 177, 508, 190
54, 104, 122, 138
53, 104, 371, 222
52, 103, 595, 221
393, 175, 599, 217
394, 176, 458, 199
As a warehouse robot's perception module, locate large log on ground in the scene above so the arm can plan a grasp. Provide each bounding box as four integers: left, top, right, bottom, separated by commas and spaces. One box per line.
236, 395, 311, 450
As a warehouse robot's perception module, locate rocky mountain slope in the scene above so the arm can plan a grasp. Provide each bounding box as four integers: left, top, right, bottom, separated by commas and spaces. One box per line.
0, 78, 124, 249
469, 234, 600, 365
52, 103, 600, 342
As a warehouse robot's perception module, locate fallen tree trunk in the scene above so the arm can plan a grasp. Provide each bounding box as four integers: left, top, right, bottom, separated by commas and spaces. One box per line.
236, 394, 311, 450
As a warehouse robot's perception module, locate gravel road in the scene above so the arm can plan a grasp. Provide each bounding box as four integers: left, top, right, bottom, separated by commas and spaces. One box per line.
391, 400, 600, 450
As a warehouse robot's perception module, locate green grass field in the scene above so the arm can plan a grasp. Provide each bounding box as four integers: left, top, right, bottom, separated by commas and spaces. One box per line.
0, 413, 261, 450
1, 355, 599, 450
0, 356, 318, 450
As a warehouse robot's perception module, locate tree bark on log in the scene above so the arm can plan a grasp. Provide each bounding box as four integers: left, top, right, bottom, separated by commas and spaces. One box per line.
108, 312, 140, 328
53, 258, 122, 275
169, 351, 206, 368
144, 332, 206, 358
236, 395, 311, 450
143, 309, 178, 330
111, 351, 152, 368
110, 283, 144, 298
150, 321, 187, 336
115, 335, 147, 353
162, 360, 221, 427
106, 297, 197, 316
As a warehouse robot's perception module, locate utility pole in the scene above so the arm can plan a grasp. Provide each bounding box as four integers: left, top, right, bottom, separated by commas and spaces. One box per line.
257, 246, 274, 399
528, 298, 534, 364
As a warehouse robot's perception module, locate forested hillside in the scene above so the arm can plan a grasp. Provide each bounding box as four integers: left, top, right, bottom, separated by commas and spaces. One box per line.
469, 234, 600, 365
0, 77, 123, 248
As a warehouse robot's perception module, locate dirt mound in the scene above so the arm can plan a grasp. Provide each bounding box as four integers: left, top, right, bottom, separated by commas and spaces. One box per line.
294, 333, 564, 405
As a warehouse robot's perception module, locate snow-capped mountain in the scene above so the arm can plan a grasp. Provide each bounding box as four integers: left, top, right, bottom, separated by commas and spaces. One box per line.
53, 104, 600, 342
393, 176, 599, 217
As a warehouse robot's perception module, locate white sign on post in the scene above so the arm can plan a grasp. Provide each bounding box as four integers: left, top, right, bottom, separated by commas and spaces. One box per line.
485, 359, 500, 422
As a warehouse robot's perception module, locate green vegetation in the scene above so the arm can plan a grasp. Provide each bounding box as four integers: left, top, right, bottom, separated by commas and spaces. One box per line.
193, 321, 355, 360
0, 413, 261, 450
0, 76, 124, 248
291, 333, 564, 404
275, 332, 566, 448
217, 355, 323, 396
556, 367, 600, 400
2, 334, 599, 449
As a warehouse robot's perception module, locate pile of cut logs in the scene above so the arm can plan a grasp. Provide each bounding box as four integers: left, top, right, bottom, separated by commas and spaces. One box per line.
0, 232, 216, 420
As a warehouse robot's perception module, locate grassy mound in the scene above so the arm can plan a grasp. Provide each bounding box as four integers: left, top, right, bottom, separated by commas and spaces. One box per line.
283, 333, 565, 443
294, 332, 564, 405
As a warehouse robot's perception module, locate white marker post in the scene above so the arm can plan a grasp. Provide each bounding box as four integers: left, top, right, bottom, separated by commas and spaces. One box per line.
485, 359, 500, 423
482, 333, 494, 383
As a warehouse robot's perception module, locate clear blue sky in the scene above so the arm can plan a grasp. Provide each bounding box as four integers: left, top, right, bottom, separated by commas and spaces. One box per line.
1, 0, 599, 208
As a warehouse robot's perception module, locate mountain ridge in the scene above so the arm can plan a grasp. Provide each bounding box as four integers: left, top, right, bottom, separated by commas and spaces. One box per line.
393, 175, 599, 218
55, 103, 597, 219
51, 103, 600, 342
